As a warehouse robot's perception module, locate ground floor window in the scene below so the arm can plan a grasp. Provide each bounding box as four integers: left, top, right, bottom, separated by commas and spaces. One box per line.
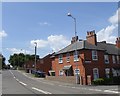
74, 69, 80, 75
59, 70, 64, 76
93, 68, 99, 80
105, 68, 110, 78
112, 68, 120, 76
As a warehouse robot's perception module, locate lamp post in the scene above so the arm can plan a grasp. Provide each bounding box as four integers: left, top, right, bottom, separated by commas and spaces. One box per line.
34, 42, 37, 72
67, 12, 80, 84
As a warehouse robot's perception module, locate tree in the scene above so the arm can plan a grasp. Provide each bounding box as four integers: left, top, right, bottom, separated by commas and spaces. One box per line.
0, 54, 6, 69
8, 53, 39, 68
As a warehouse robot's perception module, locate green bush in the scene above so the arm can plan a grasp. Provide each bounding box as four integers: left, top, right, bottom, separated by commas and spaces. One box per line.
112, 76, 120, 85
92, 78, 104, 85
103, 77, 113, 85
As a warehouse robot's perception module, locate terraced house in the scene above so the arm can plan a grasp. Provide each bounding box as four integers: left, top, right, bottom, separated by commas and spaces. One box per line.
51, 30, 120, 85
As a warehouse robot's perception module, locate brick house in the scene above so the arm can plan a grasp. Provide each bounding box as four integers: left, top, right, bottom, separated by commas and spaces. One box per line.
25, 54, 52, 75
51, 30, 120, 85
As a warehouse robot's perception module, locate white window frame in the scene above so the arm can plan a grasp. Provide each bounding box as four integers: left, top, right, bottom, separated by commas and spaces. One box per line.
112, 55, 116, 64
117, 56, 120, 64
59, 70, 64, 76
58, 54, 63, 64
104, 55, 109, 64
66, 53, 70, 62
73, 51, 79, 62
93, 68, 99, 80
92, 50, 98, 61
112, 68, 117, 77
74, 69, 80, 75
105, 68, 110, 78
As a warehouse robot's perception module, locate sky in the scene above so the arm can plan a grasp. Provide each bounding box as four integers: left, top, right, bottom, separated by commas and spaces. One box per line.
1, 2, 119, 64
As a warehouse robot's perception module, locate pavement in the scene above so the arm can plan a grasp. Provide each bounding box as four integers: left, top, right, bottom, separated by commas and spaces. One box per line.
2, 70, 120, 95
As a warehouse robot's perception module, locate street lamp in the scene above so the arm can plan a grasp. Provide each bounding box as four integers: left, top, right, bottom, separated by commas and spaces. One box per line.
34, 42, 37, 72
67, 12, 80, 84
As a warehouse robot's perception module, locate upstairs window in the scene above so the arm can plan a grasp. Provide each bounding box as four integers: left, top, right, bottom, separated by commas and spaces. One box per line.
66, 53, 70, 62
112, 55, 116, 64
73, 51, 79, 62
92, 50, 98, 60
58, 54, 63, 64
117, 56, 120, 64
104, 55, 109, 64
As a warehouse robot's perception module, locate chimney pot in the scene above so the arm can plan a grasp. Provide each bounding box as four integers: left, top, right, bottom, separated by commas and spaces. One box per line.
86, 30, 97, 45
116, 37, 120, 48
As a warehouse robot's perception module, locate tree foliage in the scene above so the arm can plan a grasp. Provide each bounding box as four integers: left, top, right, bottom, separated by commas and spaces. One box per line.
0, 54, 6, 69
8, 53, 39, 67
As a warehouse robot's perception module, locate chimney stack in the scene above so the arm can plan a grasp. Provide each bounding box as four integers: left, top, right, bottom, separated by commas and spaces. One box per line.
86, 30, 97, 45
71, 36, 78, 44
116, 37, 120, 48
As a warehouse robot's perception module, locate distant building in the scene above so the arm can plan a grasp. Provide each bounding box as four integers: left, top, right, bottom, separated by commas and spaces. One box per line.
0, 54, 2, 70
51, 30, 120, 85
25, 54, 53, 75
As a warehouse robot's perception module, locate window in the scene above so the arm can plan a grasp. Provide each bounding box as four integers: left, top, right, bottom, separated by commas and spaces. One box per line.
59, 70, 64, 76
112, 68, 120, 76
92, 50, 98, 60
104, 55, 109, 64
66, 53, 70, 62
112, 55, 116, 64
74, 69, 80, 75
93, 68, 99, 80
117, 56, 119, 64
105, 68, 110, 78
73, 51, 79, 62
112, 68, 117, 77
59, 54, 63, 63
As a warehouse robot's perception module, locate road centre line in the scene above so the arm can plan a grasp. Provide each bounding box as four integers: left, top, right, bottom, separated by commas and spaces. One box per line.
32, 87, 52, 94
16, 70, 120, 94
18, 81, 27, 86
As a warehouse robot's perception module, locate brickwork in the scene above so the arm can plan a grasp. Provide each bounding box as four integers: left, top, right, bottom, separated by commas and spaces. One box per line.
45, 76, 77, 84
52, 32, 120, 85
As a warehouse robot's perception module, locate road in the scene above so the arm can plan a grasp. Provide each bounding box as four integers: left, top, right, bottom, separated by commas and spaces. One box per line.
2, 70, 120, 95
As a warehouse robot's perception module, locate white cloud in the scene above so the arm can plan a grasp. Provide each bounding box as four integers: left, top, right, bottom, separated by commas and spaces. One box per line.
0, 30, 7, 38
108, 8, 120, 25
6, 48, 31, 55
30, 39, 48, 48
48, 35, 70, 51
97, 25, 117, 44
30, 35, 70, 52
39, 22, 51, 26
97, 8, 119, 44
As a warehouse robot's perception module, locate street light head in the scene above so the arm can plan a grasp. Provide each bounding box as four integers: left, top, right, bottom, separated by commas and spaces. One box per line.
67, 13, 72, 17
34, 42, 37, 46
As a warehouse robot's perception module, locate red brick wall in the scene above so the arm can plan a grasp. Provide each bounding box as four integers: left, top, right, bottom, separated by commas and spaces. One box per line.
25, 54, 52, 75
52, 49, 120, 85
52, 50, 86, 84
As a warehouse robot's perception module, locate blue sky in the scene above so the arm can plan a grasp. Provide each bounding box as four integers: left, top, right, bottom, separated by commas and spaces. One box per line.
1, 2, 119, 63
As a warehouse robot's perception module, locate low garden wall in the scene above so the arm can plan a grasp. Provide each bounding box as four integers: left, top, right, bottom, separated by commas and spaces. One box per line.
45, 76, 77, 84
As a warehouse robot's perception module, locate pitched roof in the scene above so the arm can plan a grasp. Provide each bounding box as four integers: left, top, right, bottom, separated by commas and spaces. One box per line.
55, 40, 120, 55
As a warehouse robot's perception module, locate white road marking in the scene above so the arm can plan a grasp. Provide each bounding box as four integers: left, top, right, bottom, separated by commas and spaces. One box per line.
32, 87, 52, 94
71, 87, 76, 88
16, 79, 19, 81
19, 81, 27, 86
104, 90, 120, 94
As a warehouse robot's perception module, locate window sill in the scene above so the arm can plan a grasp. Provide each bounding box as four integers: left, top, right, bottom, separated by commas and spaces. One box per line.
59, 62, 63, 64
